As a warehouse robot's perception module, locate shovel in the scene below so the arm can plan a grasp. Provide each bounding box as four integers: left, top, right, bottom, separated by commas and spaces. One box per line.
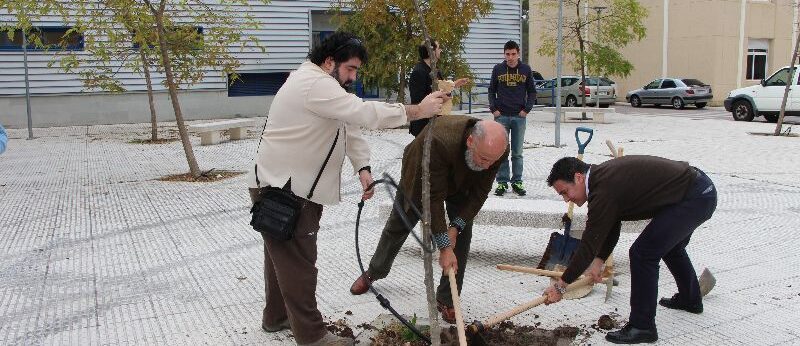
538, 127, 594, 270
448, 268, 467, 346
466, 275, 595, 345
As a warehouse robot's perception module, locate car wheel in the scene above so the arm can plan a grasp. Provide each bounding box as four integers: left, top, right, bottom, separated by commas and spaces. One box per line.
630, 95, 641, 107
763, 114, 779, 123
696, 102, 707, 109
671, 97, 685, 109
731, 100, 754, 122
566, 95, 578, 107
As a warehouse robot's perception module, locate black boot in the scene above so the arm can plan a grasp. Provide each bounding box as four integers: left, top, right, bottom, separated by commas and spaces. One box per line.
605, 323, 658, 344
659, 293, 703, 314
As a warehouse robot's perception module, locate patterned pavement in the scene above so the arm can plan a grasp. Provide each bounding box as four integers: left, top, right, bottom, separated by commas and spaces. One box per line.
1, 105, 799, 345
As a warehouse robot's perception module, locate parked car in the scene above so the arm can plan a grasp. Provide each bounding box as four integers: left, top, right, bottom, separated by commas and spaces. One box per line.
626, 78, 713, 109
536, 76, 616, 107
724, 66, 800, 122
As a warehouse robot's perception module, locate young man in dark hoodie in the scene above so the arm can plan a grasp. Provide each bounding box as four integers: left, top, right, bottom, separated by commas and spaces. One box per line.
488, 40, 537, 197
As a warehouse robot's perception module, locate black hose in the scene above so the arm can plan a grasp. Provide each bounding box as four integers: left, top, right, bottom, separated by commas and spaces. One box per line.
354, 173, 434, 344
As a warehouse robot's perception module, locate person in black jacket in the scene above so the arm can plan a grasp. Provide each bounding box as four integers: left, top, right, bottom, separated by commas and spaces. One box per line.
408, 39, 469, 137
488, 40, 537, 197
543, 156, 717, 344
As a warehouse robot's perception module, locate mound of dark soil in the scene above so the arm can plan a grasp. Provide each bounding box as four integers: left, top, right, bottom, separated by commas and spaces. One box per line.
370, 321, 580, 346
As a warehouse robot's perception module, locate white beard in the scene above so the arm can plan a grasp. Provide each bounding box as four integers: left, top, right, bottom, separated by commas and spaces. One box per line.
464, 148, 485, 172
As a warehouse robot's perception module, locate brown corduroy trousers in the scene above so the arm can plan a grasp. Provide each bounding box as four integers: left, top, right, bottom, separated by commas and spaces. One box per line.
250, 188, 326, 345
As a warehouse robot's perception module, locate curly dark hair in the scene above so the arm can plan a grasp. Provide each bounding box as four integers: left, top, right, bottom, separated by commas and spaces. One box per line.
417, 38, 438, 60
546, 157, 590, 186
308, 31, 368, 66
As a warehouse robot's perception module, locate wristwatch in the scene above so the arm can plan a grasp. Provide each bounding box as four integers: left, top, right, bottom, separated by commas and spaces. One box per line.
554, 281, 567, 295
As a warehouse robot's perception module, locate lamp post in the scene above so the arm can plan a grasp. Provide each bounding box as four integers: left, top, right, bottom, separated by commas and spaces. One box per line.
22, 29, 34, 139
590, 6, 606, 109
555, 0, 563, 147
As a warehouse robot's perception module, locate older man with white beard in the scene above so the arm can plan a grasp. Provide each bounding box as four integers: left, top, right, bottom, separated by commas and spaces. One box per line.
349, 115, 508, 324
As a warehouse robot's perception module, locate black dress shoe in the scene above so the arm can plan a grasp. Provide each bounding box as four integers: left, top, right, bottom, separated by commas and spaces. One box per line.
659, 293, 703, 314
606, 324, 658, 344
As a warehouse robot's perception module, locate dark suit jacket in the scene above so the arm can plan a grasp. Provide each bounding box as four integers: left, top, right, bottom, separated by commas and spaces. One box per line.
562, 155, 696, 283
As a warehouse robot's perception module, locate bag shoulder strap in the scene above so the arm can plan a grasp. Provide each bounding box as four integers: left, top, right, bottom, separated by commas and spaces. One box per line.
307, 128, 339, 199
254, 119, 268, 188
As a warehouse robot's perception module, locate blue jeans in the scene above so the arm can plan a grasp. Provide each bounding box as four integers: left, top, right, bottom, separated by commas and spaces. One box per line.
495, 114, 527, 183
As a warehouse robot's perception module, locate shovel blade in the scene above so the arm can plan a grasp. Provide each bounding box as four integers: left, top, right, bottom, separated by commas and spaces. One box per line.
699, 268, 716, 297
537, 232, 580, 270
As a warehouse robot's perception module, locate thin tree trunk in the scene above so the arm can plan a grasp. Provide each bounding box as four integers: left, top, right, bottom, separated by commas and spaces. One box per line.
776, 7, 800, 136
411, 0, 441, 343
153, 9, 200, 177
576, 2, 587, 119
139, 48, 159, 141
398, 65, 407, 103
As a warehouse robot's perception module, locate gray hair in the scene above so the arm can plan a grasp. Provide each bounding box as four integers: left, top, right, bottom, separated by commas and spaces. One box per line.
471, 120, 508, 144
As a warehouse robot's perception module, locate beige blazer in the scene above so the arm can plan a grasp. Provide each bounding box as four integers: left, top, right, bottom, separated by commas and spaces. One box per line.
248, 61, 408, 205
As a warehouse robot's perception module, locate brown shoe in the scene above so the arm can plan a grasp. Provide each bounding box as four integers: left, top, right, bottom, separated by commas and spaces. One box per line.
261, 319, 290, 332
349, 272, 372, 295
437, 301, 456, 324
299, 332, 355, 346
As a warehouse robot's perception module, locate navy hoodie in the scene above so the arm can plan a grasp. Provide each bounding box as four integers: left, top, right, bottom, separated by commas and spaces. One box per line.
488, 60, 537, 115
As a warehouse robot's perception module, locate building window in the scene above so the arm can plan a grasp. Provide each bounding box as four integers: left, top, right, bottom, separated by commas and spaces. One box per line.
0, 27, 84, 51
228, 72, 290, 97
746, 39, 769, 80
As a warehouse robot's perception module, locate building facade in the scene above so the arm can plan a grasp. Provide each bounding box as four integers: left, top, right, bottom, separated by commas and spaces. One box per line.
528, 0, 798, 106
0, 0, 522, 127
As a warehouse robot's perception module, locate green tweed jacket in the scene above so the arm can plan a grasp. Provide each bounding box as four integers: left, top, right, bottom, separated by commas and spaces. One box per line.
399, 115, 509, 235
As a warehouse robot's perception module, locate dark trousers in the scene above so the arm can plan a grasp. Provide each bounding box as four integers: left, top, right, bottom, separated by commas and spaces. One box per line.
367, 193, 473, 307
249, 189, 326, 344
628, 169, 717, 329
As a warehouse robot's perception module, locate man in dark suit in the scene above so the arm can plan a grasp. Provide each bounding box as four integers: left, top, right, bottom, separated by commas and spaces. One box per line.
349, 115, 508, 323
543, 155, 717, 344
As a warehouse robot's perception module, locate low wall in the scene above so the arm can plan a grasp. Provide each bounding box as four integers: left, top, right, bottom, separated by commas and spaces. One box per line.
0, 89, 273, 128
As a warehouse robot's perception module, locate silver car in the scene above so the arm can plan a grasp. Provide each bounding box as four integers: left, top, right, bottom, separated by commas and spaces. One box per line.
536, 76, 616, 107
626, 78, 713, 109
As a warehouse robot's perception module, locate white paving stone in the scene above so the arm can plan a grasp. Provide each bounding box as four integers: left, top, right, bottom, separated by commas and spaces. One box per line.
1, 106, 799, 345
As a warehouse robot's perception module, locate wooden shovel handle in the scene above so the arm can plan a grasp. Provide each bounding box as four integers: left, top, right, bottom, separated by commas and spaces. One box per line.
481, 276, 594, 329
483, 295, 547, 329
448, 269, 467, 346
496, 264, 564, 277
496, 264, 612, 283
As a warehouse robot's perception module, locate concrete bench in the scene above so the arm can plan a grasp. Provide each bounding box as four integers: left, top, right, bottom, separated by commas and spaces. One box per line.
542, 106, 615, 123
378, 196, 647, 238
188, 119, 260, 145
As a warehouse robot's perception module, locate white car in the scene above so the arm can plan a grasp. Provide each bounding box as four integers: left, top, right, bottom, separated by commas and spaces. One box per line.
724, 66, 800, 122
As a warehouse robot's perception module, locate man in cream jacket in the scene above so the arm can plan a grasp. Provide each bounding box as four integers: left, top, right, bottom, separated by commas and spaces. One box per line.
248, 32, 447, 346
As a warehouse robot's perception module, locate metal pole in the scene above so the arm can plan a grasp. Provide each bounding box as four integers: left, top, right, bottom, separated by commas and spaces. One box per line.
662, 0, 669, 79
736, 0, 746, 88
555, 0, 564, 147
591, 7, 606, 109
23, 30, 34, 139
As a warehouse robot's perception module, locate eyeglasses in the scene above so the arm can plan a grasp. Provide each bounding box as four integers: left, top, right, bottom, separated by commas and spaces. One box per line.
332, 37, 363, 55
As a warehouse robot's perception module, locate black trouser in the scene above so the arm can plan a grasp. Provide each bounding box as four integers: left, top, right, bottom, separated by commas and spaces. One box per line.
628, 168, 717, 329
367, 193, 473, 307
